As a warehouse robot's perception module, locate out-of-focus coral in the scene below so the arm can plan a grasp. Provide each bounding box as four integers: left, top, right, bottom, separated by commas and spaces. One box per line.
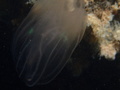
85, 0, 120, 60
25, 0, 37, 4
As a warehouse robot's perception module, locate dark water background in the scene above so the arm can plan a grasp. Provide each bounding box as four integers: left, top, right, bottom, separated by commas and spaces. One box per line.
0, 0, 120, 90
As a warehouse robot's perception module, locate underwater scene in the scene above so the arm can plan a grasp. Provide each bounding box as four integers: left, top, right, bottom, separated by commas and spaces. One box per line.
0, 0, 120, 90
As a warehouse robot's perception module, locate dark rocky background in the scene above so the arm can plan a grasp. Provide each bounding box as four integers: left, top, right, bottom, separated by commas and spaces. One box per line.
0, 0, 120, 90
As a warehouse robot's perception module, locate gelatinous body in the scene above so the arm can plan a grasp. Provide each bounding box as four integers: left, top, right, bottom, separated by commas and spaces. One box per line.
12, 0, 86, 87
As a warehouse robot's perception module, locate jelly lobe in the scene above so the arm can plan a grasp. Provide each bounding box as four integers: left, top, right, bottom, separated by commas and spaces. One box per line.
12, 0, 87, 87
